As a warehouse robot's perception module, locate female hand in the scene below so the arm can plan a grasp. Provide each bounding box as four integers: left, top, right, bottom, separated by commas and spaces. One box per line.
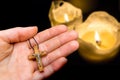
0, 25, 79, 80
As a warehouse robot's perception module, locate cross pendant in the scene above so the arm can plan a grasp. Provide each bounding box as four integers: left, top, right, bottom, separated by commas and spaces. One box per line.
28, 45, 46, 72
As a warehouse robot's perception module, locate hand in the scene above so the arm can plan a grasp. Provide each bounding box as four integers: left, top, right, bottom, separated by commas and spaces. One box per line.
0, 25, 79, 80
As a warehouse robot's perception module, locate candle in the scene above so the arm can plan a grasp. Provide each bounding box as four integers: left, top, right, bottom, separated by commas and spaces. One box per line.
48, 0, 82, 30
75, 11, 120, 62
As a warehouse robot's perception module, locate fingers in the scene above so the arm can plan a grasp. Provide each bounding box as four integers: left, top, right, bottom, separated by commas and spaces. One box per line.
28, 25, 67, 47
38, 30, 78, 53
0, 26, 38, 43
43, 40, 79, 66
33, 57, 67, 80
28, 25, 79, 70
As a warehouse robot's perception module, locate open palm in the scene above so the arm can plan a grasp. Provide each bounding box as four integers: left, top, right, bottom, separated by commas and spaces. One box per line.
0, 25, 79, 80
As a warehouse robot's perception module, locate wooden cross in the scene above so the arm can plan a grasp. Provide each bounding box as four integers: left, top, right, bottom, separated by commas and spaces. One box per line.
28, 45, 46, 72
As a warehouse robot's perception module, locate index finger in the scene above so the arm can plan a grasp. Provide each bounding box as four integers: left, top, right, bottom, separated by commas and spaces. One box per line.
30, 25, 68, 45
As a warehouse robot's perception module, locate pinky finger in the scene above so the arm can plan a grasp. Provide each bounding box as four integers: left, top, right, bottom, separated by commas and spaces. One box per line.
32, 57, 67, 80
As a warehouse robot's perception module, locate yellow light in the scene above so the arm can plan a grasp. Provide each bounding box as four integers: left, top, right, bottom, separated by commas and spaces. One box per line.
64, 13, 69, 22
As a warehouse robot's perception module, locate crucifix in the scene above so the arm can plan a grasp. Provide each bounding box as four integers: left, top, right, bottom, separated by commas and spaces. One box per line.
28, 37, 46, 72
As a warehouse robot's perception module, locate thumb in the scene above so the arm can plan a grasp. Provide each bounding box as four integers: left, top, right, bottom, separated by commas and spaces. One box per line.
0, 26, 38, 43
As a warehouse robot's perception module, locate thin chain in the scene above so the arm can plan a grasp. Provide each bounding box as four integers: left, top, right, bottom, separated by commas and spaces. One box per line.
28, 37, 39, 50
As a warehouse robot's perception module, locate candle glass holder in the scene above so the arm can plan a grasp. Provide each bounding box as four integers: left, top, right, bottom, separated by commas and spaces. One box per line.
75, 11, 120, 63
48, 0, 82, 30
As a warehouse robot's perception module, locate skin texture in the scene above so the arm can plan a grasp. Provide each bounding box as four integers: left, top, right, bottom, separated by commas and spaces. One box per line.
0, 25, 79, 80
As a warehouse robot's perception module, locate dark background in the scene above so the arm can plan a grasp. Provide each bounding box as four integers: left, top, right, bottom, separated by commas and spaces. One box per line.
0, 0, 120, 79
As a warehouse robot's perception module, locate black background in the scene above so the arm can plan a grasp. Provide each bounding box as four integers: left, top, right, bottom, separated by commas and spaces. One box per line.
0, 0, 120, 80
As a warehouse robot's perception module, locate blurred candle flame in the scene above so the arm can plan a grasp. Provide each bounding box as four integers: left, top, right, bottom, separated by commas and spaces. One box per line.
95, 31, 101, 46
64, 13, 69, 22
